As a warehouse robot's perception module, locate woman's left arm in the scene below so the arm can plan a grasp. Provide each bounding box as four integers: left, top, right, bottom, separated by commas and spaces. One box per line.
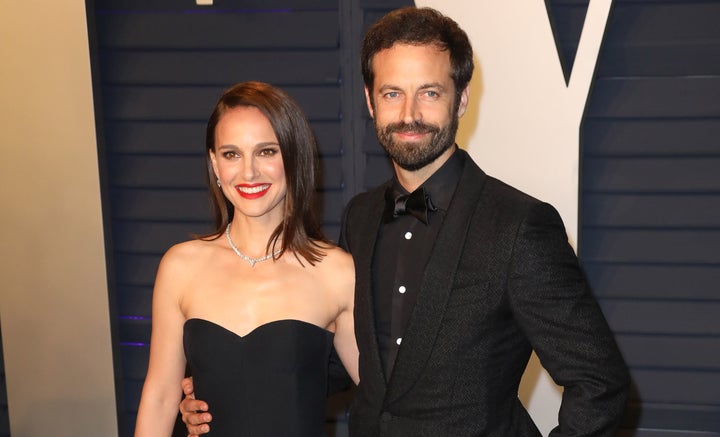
329, 249, 360, 385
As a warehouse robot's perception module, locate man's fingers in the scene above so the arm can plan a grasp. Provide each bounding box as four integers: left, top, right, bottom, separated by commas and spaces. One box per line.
181, 377, 195, 397
186, 422, 211, 435
184, 412, 212, 426
180, 399, 207, 415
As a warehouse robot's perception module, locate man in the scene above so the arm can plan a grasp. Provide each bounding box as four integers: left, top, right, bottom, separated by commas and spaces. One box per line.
181, 7, 630, 436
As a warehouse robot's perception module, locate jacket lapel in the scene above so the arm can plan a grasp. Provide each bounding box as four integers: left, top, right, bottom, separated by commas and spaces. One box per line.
384, 158, 488, 405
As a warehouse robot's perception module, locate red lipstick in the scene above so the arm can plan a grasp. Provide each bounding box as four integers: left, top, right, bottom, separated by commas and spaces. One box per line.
235, 183, 271, 199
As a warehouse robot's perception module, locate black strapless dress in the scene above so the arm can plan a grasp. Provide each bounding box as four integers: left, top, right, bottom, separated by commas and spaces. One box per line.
184, 318, 334, 436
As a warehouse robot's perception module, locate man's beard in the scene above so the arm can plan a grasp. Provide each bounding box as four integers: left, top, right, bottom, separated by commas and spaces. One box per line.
375, 113, 459, 171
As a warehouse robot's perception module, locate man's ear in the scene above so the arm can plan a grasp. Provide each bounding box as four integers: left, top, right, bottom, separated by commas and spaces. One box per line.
364, 86, 375, 118
457, 85, 470, 118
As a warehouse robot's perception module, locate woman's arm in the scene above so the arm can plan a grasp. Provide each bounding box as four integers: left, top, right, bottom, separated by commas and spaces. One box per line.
334, 307, 360, 385
330, 249, 360, 385
135, 246, 190, 436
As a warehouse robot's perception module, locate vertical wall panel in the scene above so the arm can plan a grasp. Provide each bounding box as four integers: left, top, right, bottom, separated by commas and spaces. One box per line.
580, 0, 720, 434
1, 1, 119, 435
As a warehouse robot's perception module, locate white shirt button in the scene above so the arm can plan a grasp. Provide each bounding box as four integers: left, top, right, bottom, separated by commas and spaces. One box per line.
398, 285, 406, 294
404, 231, 412, 240
396, 338, 402, 345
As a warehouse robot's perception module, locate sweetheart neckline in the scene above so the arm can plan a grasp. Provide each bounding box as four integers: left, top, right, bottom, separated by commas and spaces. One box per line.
184, 318, 334, 339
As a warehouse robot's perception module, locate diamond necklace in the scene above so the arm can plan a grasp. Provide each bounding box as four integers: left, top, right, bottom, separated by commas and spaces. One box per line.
225, 223, 281, 267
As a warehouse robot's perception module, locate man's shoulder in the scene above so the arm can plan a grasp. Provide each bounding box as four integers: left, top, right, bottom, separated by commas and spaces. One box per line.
482, 175, 542, 206
346, 181, 390, 211
459, 154, 544, 210
472, 174, 567, 230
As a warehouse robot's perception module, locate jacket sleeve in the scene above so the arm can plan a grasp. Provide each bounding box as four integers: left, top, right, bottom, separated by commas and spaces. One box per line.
507, 201, 630, 436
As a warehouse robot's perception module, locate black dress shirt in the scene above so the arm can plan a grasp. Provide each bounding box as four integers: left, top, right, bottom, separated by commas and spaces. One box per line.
372, 147, 465, 380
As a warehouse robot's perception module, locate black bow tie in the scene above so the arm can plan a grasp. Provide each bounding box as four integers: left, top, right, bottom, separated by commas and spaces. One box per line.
384, 186, 437, 224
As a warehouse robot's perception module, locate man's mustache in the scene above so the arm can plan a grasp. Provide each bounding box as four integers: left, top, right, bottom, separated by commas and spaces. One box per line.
384, 121, 439, 135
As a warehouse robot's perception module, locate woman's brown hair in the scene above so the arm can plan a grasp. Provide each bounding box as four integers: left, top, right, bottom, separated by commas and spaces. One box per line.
203, 81, 328, 264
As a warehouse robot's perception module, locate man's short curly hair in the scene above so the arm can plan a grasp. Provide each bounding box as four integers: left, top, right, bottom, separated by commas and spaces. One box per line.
361, 7, 474, 106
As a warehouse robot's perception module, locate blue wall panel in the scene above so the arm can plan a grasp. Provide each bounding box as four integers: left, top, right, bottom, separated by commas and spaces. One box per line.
580, 0, 720, 433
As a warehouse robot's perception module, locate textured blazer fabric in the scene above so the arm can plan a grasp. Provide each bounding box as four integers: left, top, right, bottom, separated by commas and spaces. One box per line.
339, 150, 629, 437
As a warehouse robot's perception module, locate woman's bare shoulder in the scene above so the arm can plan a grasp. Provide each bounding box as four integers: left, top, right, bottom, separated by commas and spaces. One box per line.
313, 244, 355, 298
316, 243, 354, 271
160, 237, 221, 272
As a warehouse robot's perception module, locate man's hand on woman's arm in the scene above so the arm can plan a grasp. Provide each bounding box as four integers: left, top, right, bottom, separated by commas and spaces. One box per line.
179, 377, 212, 436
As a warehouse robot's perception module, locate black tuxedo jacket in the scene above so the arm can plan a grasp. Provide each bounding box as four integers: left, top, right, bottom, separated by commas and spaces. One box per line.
339, 151, 629, 436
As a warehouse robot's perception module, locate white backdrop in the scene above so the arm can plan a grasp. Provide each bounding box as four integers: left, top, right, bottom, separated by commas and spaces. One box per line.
416, 1, 613, 434
0, 2, 117, 436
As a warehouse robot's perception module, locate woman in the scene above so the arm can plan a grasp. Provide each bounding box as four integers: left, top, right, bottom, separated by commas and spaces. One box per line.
134, 82, 359, 436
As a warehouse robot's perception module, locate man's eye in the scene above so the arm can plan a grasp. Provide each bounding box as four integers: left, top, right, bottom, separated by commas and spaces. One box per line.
384, 91, 399, 98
